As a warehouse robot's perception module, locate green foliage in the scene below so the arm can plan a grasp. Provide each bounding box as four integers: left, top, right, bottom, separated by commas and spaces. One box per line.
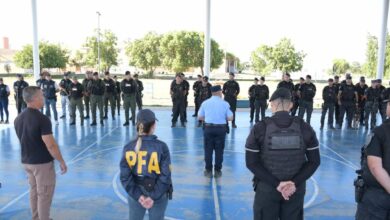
349, 61, 362, 74
84, 30, 119, 72
125, 32, 162, 76
251, 38, 305, 75
69, 50, 86, 69
332, 59, 350, 75
363, 35, 378, 77
14, 41, 68, 70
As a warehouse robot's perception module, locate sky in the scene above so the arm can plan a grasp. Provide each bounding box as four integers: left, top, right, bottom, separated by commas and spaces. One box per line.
0, 0, 385, 74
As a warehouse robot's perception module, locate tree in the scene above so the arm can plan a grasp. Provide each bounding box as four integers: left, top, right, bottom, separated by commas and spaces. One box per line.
4, 63, 11, 73
251, 45, 273, 74
350, 61, 362, 74
363, 35, 378, 78
14, 41, 68, 71
69, 50, 86, 70
84, 30, 119, 72
125, 32, 162, 77
270, 38, 305, 74
332, 59, 350, 75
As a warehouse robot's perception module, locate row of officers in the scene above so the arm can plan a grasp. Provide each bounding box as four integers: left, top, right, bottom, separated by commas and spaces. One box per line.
10, 71, 144, 126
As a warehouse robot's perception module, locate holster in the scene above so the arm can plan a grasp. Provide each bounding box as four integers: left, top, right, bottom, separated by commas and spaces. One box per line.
226, 124, 230, 134
167, 184, 173, 200
354, 173, 366, 203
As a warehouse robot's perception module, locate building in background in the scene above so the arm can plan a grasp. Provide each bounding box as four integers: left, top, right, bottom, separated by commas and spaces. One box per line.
0, 37, 24, 74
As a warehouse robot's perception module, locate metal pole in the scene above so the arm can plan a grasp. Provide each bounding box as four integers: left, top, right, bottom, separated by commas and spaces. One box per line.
97, 11, 101, 74
377, 0, 389, 79
31, 0, 40, 80
203, 0, 211, 77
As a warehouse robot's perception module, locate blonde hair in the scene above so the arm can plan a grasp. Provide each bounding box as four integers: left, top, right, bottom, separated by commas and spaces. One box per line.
135, 123, 144, 153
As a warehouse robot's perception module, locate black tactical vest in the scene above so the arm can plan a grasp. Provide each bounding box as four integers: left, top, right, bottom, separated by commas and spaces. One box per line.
254, 85, 268, 100
199, 83, 211, 101
0, 84, 8, 98
91, 79, 104, 96
69, 83, 83, 99
224, 81, 238, 97
14, 81, 28, 98
302, 83, 315, 101
122, 79, 136, 94
43, 80, 56, 99
261, 117, 306, 181
341, 84, 355, 102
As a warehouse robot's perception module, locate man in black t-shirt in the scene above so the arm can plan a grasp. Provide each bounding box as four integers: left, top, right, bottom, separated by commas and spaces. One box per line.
14, 86, 67, 220
356, 99, 390, 219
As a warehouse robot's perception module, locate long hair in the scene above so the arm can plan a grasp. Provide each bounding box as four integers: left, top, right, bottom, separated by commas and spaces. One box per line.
135, 121, 155, 153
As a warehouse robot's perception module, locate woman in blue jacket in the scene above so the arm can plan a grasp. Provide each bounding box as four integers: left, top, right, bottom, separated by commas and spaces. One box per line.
120, 109, 172, 220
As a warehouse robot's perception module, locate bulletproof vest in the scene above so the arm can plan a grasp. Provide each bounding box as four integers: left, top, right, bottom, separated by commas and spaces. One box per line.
325, 86, 336, 103
104, 79, 115, 93
224, 81, 238, 97
254, 85, 268, 100
341, 84, 355, 102
199, 84, 211, 100
36, 79, 46, 89
14, 81, 28, 98
69, 83, 83, 99
60, 79, 71, 96
366, 88, 380, 102
261, 117, 306, 181
279, 81, 294, 92
42, 80, 56, 99
302, 83, 315, 101
360, 133, 382, 189
122, 79, 136, 94
91, 79, 104, 96
249, 85, 256, 98
0, 84, 8, 98
115, 82, 121, 94
172, 83, 186, 99
194, 81, 202, 96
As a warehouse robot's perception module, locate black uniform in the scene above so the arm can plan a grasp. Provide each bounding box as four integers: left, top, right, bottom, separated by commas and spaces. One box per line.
182, 80, 190, 121
114, 81, 121, 115
36, 78, 47, 90
103, 78, 117, 119
382, 88, 390, 121
248, 85, 256, 122
364, 87, 381, 129
338, 84, 357, 128
13, 80, 29, 114
42, 80, 58, 120
82, 78, 93, 118
253, 85, 269, 123
320, 85, 337, 128
197, 82, 212, 126
334, 82, 341, 125
356, 83, 368, 125
68, 82, 84, 125
379, 85, 387, 122
246, 111, 320, 220
298, 83, 316, 124
171, 81, 187, 125
0, 84, 10, 122
193, 80, 203, 116
291, 83, 301, 116
356, 119, 390, 219
135, 79, 144, 110
223, 80, 240, 126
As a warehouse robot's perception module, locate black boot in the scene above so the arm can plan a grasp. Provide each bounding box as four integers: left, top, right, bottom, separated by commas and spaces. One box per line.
90, 121, 97, 126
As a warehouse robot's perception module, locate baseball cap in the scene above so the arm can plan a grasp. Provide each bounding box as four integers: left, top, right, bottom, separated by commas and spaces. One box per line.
254, 77, 259, 81
270, 88, 292, 102
229, 72, 235, 77
211, 85, 222, 93
137, 109, 158, 124
93, 72, 99, 76
125, 71, 131, 75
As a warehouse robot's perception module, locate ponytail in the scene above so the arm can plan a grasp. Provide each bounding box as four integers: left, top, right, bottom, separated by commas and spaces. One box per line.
135, 123, 144, 153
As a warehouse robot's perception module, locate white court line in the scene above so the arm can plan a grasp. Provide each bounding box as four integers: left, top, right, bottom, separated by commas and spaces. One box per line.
320, 143, 359, 169
321, 154, 357, 170
212, 178, 222, 220
0, 126, 119, 214
304, 177, 319, 209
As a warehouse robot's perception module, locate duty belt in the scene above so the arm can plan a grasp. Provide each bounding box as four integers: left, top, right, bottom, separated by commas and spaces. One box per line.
204, 123, 227, 127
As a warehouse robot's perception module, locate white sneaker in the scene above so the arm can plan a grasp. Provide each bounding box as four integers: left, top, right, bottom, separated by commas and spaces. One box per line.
55, 121, 59, 125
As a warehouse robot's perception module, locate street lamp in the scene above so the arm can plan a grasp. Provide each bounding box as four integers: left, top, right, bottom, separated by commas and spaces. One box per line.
96, 11, 101, 74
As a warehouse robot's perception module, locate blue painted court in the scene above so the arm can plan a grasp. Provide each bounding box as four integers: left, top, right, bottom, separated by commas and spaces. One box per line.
0, 108, 365, 219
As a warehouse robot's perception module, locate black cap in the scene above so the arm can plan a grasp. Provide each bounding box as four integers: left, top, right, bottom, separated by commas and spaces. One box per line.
360, 78, 365, 83
203, 76, 209, 81
197, 74, 202, 78
229, 72, 235, 77
17, 74, 22, 77
254, 77, 259, 81
346, 76, 352, 80
270, 88, 292, 102
377, 79, 382, 83
93, 72, 99, 76
137, 109, 158, 124
260, 77, 265, 81
371, 79, 377, 83
306, 75, 312, 79
334, 75, 340, 79
360, 76, 365, 80
328, 78, 334, 82
104, 71, 110, 76
125, 71, 131, 75
300, 77, 305, 81
211, 85, 222, 93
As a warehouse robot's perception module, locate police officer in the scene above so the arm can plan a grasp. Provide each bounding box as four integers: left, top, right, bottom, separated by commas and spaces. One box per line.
382, 81, 390, 120
0, 78, 10, 124
36, 72, 47, 89
291, 77, 304, 116
320, 78, 337, 130
356, 77, 368, 126
337, 76, 358, 129
355, 98, 390, 219
113, 75, 121, 116
59, 72, 72, 119
245, 88, 320, 220
180, 73, 190, 122
120, 109, 172, 220
88, 72, 105, 126
196, 76, 212, 127
13, 74, 29, 114
248, 78, 259, 123
364, 80, 381, 130
134, 74, 144, 111
121, 71, 138, 126
298, 75, 316, 124
334, 75, 341, 125
103, 71, 117, 120
198, 85, 233, 178
277, 73, 295, 95
193, 75, 203, 117
69, 76, 84, 126
377, 79, 387, 123
253, 77, 269, 123
223, 73, 240, 128
170, 74, 187, 128
82, 71, 93, 119
42, 73, 59, 124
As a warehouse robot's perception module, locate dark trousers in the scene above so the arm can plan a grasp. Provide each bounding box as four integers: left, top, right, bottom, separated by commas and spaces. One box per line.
194, 96, 200, 116
254, 181, 305, 220
249, 98, 255, 121
254, 100, 267, 122
339, 102, 356, 127
225, 97, 237, 125
136, 93, 142, 111
291, 98, 299, 116
84, 96, 90, 117
356, 187, 390, 220
335, 103, 341, 125
103, 93, 116, 118
45, 98, 58, 121
0, 98, 9, 121
172, 98, 185, 123
298, 100, 313, 124
364, 101, 379, 128
358, 101, 366, 124
184, 97, 188, 121
204, 126, 226, 171
320, 102, 334, 126
16, 96, 26, 114
380, 103, 387, 123
115, 95, 121, 115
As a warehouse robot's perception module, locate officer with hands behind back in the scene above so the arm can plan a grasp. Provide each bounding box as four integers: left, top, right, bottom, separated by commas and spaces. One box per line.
245, 88, 320, 220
